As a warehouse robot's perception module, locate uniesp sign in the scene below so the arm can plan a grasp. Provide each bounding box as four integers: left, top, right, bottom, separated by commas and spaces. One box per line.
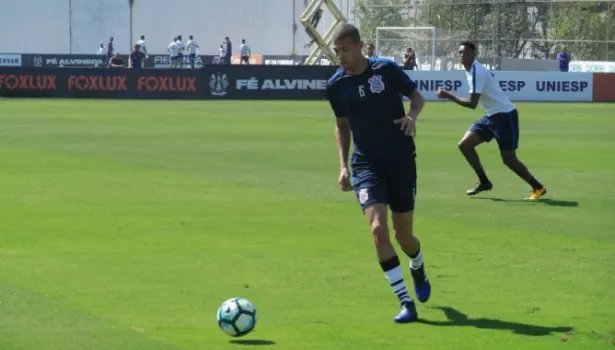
406, 70, 593, 101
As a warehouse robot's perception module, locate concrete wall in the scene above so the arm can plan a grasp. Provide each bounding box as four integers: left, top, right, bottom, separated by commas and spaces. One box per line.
500, 58, 559, 72
0, 0, 356, 55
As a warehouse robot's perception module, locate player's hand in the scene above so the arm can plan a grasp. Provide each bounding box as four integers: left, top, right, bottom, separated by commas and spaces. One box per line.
338, 168, 352, 192
393, 115, 417, 137
436, 88, 451, 99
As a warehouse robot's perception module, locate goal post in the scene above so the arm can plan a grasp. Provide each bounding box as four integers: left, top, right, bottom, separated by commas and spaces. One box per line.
376, 27, 436, 69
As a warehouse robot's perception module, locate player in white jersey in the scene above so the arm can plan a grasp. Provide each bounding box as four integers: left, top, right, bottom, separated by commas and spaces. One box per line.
239, 39, 251, 65
175, 35, 185, 68
136, 35, 148, 57
186, 35, 199, 68
436, 41, 547, 201
168, 38, 179, 68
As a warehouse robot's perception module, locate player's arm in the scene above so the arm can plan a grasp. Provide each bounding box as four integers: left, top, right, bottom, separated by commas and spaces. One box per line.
437, 67, 484, 109
335, 117, 351, 168
445, 92, 480, 109
326, 85, 351, 169
391, 63, 425, 118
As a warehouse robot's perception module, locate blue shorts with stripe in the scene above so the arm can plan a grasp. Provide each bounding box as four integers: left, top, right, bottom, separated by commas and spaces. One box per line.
469, 109, 520, 150
350, 157, 417, 213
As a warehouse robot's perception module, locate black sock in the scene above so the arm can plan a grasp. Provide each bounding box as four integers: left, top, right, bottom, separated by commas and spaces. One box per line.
529, 176, 543, 190
475, 167, 490, 183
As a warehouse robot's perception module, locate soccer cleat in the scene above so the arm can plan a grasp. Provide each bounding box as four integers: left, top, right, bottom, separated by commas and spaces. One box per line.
410, 265, 431, 303
526, 187, 547, 201
466, 182, 493, 196
393, 301, 418, 323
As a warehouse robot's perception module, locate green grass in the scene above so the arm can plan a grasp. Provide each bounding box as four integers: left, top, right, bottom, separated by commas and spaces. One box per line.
0, 99, 614, 350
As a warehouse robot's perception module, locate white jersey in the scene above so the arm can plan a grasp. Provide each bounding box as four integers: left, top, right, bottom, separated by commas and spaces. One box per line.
136, 39, 146, 52
467, 60, 516, 116
219, 47, 227, 58
168, 42, 179, 57
240, 43, 250, 56
96, 47, 105, 55
186, 40, 198, 54
175, 41, 185, 54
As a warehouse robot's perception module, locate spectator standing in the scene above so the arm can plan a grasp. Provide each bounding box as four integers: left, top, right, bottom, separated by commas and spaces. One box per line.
557, 46, 570, 72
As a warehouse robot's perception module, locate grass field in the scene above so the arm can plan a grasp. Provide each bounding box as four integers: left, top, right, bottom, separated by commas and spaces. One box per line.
0, 99, 614, 350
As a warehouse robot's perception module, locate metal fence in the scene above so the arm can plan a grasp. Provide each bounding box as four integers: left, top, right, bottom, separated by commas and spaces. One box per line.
362, 0, 615, 61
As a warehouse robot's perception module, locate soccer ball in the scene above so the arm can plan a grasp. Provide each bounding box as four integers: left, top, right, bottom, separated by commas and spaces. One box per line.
217, 297, 257, 337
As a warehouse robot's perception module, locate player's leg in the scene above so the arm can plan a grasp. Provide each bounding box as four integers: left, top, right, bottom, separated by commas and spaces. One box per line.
353, 171, 417, 323
493, 110, 547, 200
459, 116, 494, 195
388, 165, 431, 305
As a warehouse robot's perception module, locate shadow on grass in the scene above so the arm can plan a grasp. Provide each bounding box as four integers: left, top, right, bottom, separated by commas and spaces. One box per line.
419, 306, 572, 336
229, 339, 277, 346
472, 197, 579, 207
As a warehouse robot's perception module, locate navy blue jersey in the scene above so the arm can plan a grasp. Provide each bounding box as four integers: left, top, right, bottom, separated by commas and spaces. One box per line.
326, 58, 417, 169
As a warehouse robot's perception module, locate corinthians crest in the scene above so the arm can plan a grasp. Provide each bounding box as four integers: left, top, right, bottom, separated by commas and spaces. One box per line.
33, 56, 43, 67
368, 74, 385, 94
209, 73, 229, 96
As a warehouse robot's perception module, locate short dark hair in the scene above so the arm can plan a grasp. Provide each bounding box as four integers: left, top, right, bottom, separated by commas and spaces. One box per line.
140, 35, 145, 40
366, 43, 375, 48
460, 41, 477, 53
334, 24, 361, 43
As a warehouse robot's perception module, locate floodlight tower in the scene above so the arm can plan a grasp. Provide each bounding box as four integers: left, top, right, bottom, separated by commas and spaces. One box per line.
299, 0, 347, 65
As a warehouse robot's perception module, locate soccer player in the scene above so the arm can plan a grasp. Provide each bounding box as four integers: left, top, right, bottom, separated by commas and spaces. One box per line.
136, 35, 148, 58
326, 24, 431, 324
239, 39, 251, 65
176, 35, 185, 68
168, 37, 179, 68
186, 35, 199, 69
436, 41, 547, 200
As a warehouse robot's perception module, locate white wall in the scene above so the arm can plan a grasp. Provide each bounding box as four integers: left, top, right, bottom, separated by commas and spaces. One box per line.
0, 0, 70, 53
0, 0, 356, 55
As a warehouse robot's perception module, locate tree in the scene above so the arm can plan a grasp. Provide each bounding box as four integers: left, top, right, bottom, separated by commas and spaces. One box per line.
355, 0, 409, 57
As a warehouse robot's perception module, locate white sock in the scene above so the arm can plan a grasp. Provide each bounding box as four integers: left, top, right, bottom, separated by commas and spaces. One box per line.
384, 265, 413, 304
409, 248, 423, 270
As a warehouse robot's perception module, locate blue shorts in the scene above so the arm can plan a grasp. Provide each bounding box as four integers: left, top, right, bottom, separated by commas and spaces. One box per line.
469, 109, 519, 150
351, 160, 417, 213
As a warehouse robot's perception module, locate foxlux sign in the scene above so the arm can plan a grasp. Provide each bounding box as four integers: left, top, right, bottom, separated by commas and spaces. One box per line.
236, 78, 327, 90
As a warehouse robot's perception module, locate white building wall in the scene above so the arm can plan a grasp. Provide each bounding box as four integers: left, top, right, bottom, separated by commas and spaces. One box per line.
0, 0, 356, 55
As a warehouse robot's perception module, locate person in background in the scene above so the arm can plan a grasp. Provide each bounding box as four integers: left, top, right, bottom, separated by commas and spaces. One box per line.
403, 47, 418, 70
108, 52, 124, 68
129, 44, 146, 69
218, 44, 227, 64
136, 35, 148, 57
364, 43, 378, 59
96, 44, 105, 56
224, 37, 232, 64
557, 46, 570, 72
176, 35, 185, 68
186, 35, 199, 69
239, 39, 251, 65
107, 37, 114, 68
168, 37, 179, 68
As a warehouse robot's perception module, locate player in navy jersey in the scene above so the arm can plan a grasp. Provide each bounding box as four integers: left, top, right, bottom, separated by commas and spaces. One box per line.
326, 24, 431, 324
